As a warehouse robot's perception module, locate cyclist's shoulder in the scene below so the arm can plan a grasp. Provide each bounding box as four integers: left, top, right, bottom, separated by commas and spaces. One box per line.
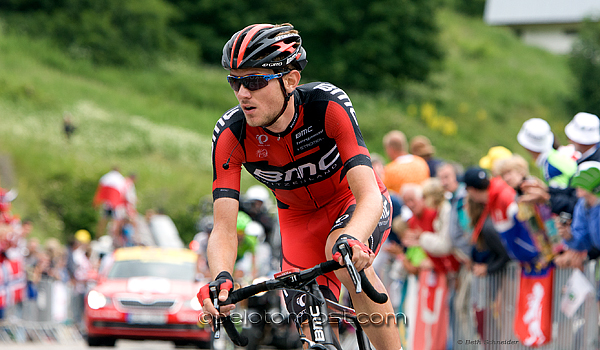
213, 106, 245, 138
297, 81, 351, 104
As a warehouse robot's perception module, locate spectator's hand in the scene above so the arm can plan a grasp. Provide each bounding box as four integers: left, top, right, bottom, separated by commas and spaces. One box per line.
555, 217, 573, 241
472, 263, 487, 277
554, 250, 586, 269
383, 242, 404, 255
519, 179, 550, 204
402, 229, 421, 247
419, 258, 434, 270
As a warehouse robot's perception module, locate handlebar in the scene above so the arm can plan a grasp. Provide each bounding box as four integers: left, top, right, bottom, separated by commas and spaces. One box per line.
217, 259, 387, 347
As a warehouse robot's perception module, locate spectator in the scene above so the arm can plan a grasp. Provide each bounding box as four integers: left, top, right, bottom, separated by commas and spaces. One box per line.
466, 194, 510, 344
68, 229, 93, 331
93, 167, 127, 239
555, 162, 600, 268
398, 184, 433, 275
565, 112, 600, 164
437, 162, 470, 261
382, 130, 430, 195
463, 167, 540, 266
63, 113, 76, 140
419, 178, 462, 274
478, 146, 512, 176
410, 135, 444, 177
517, 118, 578, 215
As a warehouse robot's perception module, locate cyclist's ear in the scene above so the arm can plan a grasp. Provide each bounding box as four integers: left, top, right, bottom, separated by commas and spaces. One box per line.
284, 70, 301, 92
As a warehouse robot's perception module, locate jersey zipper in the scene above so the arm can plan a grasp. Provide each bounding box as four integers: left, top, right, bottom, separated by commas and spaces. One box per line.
282, 136, 319, 209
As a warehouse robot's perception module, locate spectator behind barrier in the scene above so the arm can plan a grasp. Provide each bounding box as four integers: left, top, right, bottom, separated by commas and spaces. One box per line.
463, 167, 542, 268
565, 112, 600, 165
555, 162, 600, 269
436, 162, 470, 261
478, 146, 512, 177
382, 130, 430, 195
410, 135, 444, 177
517, 118, 578, 215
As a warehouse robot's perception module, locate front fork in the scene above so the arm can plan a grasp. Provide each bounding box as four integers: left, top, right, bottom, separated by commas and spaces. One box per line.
299, 282, 342, 350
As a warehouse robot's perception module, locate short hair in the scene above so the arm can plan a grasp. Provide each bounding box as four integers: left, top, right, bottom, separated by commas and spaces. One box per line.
422, 178, 445, 208
400, 183, 423, 200
497, 155, 529, 177
437, 161, 464, 179
383, 130, 407, 154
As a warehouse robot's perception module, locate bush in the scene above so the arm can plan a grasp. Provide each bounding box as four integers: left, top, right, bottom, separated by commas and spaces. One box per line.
40, 172, 98, 241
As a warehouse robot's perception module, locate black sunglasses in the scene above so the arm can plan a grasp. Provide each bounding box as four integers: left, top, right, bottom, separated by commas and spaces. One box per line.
226, 72, 287, 92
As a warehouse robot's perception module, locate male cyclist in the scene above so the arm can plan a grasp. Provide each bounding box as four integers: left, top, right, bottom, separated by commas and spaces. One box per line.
199, 23, 401, 350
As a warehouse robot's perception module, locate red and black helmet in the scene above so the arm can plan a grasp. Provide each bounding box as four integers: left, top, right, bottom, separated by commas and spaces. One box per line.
222, 23, 307, 71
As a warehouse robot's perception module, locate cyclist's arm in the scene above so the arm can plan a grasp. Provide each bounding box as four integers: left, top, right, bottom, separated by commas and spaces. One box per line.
332, 165, 382, 270
202, 197, 240, 316
208, 197, 239, 278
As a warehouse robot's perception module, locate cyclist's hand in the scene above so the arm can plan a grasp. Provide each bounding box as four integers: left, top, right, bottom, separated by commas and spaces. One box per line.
197, 271, 235, 320
332, 234, 374, 271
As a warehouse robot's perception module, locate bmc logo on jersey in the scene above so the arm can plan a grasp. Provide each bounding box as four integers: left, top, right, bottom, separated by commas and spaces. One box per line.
252, 145, 340, 185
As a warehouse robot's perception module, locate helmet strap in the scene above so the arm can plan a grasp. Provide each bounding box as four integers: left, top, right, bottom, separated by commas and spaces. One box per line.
264, 78, 293, 128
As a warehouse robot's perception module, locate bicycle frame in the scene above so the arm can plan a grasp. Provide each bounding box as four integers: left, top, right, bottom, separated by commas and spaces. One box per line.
215, 259, 386, 350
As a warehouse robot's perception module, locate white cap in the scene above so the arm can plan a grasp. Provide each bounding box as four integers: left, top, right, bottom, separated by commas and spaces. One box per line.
517, 118, 554, 153
565, 112, 600, 145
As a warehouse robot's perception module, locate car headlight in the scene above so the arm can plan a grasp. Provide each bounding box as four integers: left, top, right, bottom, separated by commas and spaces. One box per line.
187, 296, 202, 311
87, 290, 108, 310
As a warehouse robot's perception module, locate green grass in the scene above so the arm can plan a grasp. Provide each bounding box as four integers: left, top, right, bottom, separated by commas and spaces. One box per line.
0, 10, 576, 242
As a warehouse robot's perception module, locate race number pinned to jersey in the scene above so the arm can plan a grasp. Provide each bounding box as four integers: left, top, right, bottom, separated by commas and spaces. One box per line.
514, 266, 553, 347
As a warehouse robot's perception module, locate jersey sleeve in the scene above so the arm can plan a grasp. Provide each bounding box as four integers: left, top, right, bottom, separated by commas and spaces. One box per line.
212, 108, 245, 201
320, 87, 372, 173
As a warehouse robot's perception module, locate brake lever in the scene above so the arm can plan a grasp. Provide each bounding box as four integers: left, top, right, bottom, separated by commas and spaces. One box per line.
338, 243, 362, 294
209, 286, 221, 339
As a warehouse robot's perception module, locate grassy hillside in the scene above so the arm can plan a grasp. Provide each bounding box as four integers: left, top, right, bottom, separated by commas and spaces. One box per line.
0, 10, 576, 242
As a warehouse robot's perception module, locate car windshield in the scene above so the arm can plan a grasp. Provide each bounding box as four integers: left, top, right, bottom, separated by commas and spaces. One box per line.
107, 260, 196, 281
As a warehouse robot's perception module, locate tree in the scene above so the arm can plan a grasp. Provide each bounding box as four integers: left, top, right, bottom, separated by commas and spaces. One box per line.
165, 0, 443, 92
570, 19, 600, 116
0, 0, 194, 66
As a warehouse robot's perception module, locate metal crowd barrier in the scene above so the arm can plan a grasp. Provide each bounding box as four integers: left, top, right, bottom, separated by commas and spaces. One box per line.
461, 260, 599, 350
0, 277, 84, 344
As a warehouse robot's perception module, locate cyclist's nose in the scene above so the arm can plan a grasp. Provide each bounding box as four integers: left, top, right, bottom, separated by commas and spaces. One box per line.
236, 84, 252, 98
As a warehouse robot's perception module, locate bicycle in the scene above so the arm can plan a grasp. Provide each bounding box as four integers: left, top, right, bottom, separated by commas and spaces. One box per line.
209, 243, 391, 350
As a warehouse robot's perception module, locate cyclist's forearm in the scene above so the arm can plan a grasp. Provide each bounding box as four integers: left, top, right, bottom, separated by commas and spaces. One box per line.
206, 231, 238, 279
344, 166, 382, 242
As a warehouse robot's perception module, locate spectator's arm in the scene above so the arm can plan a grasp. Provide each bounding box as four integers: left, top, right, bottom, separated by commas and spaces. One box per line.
563, 200, 591, 252
481, 219, 511, 274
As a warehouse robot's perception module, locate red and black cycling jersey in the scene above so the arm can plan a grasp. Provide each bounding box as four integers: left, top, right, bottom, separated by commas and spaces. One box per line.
212, 82, 386, 210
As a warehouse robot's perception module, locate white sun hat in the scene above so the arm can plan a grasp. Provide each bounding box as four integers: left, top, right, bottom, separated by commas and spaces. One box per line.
517, 118, 554, 153
565, 112, 600, 145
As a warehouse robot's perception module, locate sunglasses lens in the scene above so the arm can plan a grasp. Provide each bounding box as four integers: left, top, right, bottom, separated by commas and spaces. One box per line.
228, 75, 274, 92
227, 76, 242, 91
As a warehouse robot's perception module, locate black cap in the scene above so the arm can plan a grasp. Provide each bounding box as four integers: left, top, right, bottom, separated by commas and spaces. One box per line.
463, 166, 490, 190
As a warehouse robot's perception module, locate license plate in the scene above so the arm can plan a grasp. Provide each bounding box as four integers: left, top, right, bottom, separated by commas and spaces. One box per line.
126, 313, 167, 324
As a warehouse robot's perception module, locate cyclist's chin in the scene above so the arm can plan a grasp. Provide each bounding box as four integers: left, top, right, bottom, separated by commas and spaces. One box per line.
244, 113, 273, 128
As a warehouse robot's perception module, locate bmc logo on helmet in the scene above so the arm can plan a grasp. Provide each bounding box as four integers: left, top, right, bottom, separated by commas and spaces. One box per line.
253, 145, 339, 183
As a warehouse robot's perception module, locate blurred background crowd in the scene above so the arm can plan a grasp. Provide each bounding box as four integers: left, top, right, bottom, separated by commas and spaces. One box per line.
1, 111, 599, 349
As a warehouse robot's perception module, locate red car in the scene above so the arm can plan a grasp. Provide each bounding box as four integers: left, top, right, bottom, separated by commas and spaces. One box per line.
84, 246, 211, 348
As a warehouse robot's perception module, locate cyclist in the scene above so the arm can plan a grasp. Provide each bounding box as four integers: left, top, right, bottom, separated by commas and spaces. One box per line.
200, 23, 401, 349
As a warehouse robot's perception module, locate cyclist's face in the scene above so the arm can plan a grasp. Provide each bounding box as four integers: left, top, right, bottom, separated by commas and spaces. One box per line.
230, 68, 286, 128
